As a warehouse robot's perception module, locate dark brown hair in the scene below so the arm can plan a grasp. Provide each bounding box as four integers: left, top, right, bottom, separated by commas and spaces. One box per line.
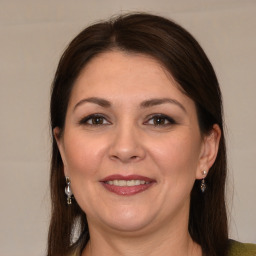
48, 13, 228, 256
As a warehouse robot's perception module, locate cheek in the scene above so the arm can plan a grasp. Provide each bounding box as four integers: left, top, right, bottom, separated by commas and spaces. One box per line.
150, 133, 201, 179
63, 132, 107, 178
62, 132, 108, 211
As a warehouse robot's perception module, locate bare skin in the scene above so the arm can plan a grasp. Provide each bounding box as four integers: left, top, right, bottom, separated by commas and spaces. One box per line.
55, 51, 220, 256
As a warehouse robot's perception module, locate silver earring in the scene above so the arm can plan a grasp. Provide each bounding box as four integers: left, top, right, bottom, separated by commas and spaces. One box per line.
200, 170, 207, 193
65, 177, 73, 205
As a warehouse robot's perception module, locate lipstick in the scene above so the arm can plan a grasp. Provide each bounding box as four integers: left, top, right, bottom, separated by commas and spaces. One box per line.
100, 175, 155, 196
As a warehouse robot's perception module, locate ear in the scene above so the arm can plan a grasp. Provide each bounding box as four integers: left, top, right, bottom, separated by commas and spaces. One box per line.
53, 127, 68, 176
196, 124, 221, 179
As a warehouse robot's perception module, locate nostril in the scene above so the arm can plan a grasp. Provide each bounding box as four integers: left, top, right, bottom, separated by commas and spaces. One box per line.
108, 140, 146, 162
110, 154, 140, 162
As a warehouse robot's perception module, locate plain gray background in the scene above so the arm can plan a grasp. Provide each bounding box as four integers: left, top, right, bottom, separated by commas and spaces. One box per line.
0, 0, 255, 255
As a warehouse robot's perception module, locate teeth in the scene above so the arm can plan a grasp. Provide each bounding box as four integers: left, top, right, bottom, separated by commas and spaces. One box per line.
105, 180, 149, 186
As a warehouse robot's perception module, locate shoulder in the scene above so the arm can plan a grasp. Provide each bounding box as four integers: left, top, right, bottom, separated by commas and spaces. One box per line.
228, 240, 256, 256
69, 251, 79, 256
67, 246, 80, 256
70, 249, 80, 256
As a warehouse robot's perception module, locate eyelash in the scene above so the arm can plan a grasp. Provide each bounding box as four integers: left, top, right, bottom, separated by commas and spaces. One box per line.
78, 114, 111, 126
78, 114, 176, 127
145, 114, 176, 127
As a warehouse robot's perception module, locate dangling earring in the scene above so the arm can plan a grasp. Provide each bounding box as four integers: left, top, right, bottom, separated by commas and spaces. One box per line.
65, 177, 73, 205
200, 170, 207, 193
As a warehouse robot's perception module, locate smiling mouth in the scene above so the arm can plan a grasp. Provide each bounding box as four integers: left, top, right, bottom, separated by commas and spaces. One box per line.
101, 175, 155, 196
104, 180, 150, 186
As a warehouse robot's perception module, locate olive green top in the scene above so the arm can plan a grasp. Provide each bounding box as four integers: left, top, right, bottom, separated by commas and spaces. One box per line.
71, 240, 256, 256
228, 240, 256, 256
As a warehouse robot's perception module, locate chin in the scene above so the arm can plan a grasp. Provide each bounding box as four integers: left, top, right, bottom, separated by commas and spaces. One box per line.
91, 206, 158, 234
105, 216, 154, 233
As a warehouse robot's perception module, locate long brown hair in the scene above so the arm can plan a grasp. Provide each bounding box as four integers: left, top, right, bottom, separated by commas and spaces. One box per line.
48, 13, 228, 256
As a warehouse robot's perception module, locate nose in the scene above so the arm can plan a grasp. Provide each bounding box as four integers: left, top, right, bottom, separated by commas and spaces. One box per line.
108, 123, 146, 163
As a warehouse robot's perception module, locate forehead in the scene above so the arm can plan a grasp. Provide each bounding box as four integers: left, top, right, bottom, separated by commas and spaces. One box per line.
69, 51, 189, 104
83, 50, 170, 78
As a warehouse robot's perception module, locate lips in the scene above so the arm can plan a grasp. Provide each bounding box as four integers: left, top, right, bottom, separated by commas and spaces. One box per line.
100, 175, 155, 196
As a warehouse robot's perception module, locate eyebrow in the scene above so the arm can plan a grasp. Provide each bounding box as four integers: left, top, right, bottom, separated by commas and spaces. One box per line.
73, 97, 111, 111
140, 98, 187, 113
73, 97, 186, 113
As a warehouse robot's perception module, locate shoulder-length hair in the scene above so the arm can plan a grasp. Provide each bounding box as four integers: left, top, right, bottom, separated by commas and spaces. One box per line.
48, 13, 228, 256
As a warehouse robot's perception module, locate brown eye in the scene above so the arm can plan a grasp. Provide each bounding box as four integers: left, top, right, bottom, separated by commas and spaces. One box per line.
79, 114, 110, 126
153, 116, 167, 125
146, 114, 176, 126
91, 116, 104, 125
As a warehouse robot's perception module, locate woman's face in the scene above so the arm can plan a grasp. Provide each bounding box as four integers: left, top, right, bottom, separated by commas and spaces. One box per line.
56, 51, 218, 235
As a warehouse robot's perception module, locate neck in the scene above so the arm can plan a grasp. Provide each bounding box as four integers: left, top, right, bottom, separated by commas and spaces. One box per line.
82, 208, 202, 256
83, 230, 201, 256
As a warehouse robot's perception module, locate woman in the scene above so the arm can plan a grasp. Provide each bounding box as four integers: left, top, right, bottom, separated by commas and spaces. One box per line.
48, 13, 256, 256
